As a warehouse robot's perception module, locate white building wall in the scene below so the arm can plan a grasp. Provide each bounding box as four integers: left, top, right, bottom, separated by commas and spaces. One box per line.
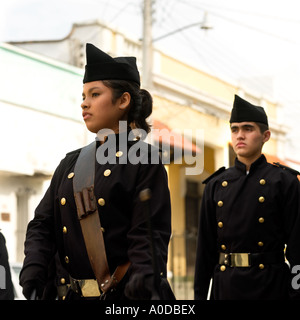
0, 43, 93, 263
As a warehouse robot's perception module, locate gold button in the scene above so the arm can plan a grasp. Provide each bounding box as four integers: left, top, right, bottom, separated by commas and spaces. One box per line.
260, 179, 266, 185
258, 217, 265, 223
101, 227, 105, 233
60, 198, 66, 206
221, 244, 226, 250
218, 221, 224, 228
65, 256, 69, 264
63, 226, 67, 234
104, 169, 111, 177
259, 196, 265, 203
60, 278, 66, 284
116, 151, 123, 157
222, 181, 228, 187
98, 198, 105, 206
258, 241, 264, 247
220, 265, 226, 271
218, 201, 223, 207
259, 264, 265, 270
68, 172, 75, 179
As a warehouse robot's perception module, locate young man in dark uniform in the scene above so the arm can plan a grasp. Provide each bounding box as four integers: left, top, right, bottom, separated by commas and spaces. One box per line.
194, 95, 300, 300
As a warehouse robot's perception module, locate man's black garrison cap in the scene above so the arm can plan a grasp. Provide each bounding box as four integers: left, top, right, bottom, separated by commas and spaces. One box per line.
230, 95, 268, 128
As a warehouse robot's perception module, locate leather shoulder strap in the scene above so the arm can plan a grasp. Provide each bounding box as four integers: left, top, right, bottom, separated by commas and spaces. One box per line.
73, 141, 96, 194
73, 141, 111, 289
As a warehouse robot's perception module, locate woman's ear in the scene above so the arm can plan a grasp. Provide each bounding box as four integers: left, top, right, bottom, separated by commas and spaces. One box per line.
119, 92, 131, 110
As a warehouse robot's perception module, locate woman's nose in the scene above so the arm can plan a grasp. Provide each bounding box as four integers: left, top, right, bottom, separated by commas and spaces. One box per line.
81, 100, 89, 109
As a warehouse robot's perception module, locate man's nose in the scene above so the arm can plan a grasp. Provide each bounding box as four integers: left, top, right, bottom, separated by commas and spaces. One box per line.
237, 130, 245, 139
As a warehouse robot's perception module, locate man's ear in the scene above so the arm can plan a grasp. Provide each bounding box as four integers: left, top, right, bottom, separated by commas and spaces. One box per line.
263, 130, 271, 143
119, 92, 131, 110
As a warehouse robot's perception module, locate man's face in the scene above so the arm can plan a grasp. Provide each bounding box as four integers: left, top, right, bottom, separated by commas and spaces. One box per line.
230, 122, 270, 160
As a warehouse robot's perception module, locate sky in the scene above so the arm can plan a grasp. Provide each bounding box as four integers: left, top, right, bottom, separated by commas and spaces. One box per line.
0, 2, 298, 61
2, 0, 300, 159
2, 0, 300, 95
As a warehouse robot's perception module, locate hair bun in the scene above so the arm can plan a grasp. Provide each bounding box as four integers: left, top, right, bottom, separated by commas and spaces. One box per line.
139, 89, 153, 119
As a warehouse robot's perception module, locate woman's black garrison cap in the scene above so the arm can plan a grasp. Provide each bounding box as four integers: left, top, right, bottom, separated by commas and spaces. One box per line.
83, 43, 140, 85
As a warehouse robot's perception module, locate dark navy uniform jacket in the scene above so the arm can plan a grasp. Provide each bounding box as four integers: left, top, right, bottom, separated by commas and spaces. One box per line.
20, 133, 171, 296
194, 155, 300, 300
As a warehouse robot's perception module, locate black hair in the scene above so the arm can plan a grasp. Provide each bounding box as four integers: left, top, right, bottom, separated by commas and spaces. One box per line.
256, 122, 269, 134
102, 80, 152, 133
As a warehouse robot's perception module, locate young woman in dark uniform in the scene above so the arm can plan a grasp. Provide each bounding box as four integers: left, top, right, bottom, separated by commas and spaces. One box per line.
20, 43, 172, 300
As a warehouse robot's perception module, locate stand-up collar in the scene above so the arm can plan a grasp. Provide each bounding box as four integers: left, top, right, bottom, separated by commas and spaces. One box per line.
235, 154, 267, 174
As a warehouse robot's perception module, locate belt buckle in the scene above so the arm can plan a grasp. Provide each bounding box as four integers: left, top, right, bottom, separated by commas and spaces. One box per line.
231, 253, 250, 267
70, 277, 101, 297
81, 279, 101, 297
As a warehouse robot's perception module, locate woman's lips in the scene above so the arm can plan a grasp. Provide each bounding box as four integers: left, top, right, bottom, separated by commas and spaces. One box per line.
82, 112, 92, 120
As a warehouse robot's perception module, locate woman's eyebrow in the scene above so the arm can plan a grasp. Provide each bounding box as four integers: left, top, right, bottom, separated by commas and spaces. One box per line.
82, 87, 101, 96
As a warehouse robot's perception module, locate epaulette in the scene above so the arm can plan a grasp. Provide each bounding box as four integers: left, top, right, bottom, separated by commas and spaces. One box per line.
66, 148, 81, 156
272, 162, 300, 176
202, 166, 226, 184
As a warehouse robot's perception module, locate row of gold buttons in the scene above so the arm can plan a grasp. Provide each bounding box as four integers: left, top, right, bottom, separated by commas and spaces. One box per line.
60, 168, 111, 267
219, 179, 267, 270
63, 172, 74, 267
257, 179, 266, 258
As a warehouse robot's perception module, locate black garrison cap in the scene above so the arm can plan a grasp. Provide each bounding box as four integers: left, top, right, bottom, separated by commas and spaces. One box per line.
230, 95, 269, 127
83, 43, 140, 85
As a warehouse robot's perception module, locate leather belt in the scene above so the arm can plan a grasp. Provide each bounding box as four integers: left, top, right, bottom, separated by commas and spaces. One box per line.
219, 251, 284, 267
69, 261, 131, 297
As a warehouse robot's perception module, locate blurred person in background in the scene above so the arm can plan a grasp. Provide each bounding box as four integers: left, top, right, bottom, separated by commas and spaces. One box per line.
0, 232, 14, 300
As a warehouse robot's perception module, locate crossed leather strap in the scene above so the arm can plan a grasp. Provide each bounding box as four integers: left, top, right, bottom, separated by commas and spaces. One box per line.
73, 141, 130, 295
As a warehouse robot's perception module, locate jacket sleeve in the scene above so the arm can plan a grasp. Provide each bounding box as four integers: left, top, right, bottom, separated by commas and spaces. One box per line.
19, 159, 65, 288
194, 182, 218, 300
126, 151, 171, 277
